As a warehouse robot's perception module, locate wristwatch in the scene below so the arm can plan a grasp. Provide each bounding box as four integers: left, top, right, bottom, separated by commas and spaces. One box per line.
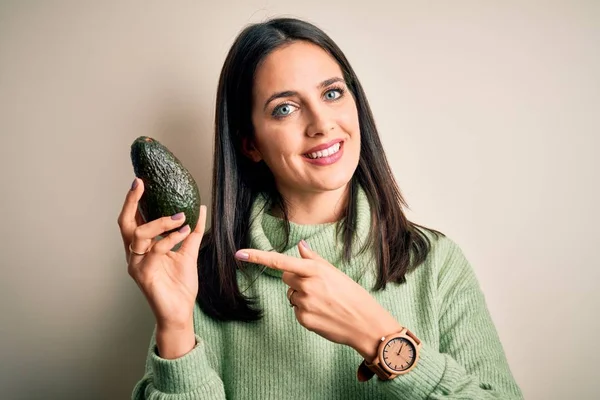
357, 327, 422, 382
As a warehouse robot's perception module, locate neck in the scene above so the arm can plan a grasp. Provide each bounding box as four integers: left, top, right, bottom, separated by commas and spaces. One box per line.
270, 184, 350, 225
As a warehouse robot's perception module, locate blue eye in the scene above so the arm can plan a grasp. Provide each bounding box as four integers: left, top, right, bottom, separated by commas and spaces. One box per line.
273, 103, 297, 117
324, 88, 343, 101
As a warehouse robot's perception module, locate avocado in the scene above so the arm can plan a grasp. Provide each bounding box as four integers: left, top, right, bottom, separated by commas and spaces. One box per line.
130, 136, 201, 235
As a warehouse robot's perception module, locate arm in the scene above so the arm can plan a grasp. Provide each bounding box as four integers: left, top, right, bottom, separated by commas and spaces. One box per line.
374, 239, 524, 399
131, 325, 226, 400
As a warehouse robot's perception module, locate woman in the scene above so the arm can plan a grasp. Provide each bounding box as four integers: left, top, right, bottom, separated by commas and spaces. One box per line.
119, 17, 523, 399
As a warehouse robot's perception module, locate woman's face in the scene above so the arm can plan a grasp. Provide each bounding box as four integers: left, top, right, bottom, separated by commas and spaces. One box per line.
249, 41, 361, 201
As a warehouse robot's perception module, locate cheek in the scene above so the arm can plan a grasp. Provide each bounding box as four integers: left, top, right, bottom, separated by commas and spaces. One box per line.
339, 103, 361, 161
338, 102, 360, 135
255, 127, 297, 163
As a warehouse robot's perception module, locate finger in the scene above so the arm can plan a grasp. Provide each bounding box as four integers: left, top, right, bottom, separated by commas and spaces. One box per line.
287, 286, 300, 304
135, 209, 145, 226
128, 241, 150, 265
130, 212, 187, 260
133, 212, 187, 243
297, 240, 326, 262
151, 224, 192, 254
286, 287, 303, 308
288, 289, 307, 311
117, 178, 145, 237
128, 236, 160, 265
236, 249, 314, 277
179, 205, 207, 257
282, 271, 302, 287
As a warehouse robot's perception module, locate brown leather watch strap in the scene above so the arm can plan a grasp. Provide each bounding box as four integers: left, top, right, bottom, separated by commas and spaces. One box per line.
358, 359, 395, 381
357, 360, 375, 382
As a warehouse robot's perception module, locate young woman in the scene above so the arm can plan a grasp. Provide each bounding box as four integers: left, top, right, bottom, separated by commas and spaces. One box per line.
118, 17, 523, 399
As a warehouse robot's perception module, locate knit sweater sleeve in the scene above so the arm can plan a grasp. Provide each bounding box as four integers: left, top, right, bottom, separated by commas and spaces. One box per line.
131, 317, 226, 399
376, 237, 524, 399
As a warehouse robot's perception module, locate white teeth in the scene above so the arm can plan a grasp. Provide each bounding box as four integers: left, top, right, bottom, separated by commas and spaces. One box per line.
307, 142, 341, 159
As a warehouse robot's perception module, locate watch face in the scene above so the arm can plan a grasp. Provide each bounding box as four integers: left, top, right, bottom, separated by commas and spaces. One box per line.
382, 337, 416, 372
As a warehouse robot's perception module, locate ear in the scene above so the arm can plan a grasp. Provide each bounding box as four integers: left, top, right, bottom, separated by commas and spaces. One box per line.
241, 137, 263, 162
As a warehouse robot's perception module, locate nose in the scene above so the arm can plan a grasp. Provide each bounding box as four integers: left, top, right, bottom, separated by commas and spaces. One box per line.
305, 103, 335, 137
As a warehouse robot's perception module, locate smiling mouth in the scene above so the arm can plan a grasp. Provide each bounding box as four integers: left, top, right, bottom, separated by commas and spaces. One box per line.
303, 142, 343, 159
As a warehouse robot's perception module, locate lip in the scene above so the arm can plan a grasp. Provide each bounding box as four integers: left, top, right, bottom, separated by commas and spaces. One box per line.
303, 139, 344, 155
303, 141, 344, 166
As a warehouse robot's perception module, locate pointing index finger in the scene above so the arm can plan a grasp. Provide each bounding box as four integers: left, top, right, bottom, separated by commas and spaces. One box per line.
236, 249, 314, 277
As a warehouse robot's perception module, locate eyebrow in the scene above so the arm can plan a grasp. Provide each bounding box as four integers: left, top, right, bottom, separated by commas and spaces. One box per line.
262, 77, 345, 111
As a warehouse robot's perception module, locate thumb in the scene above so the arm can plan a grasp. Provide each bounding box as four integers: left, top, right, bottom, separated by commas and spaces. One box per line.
298, 240, 323, 261
179, 205, 207, 258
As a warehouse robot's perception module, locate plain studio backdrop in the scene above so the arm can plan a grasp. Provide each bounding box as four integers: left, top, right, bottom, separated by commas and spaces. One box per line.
0, 1, 598, 399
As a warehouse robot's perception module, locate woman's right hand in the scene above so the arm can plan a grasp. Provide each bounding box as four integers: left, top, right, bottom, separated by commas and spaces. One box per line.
117, 178, 207, 336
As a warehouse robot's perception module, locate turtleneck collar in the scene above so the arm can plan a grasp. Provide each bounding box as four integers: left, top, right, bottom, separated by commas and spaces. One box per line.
246, 185, 376, 283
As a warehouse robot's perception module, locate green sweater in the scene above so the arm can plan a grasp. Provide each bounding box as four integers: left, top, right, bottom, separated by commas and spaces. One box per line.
132, 188, 523, 399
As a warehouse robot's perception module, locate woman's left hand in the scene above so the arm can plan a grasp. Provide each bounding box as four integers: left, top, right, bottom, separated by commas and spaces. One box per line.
235, 240, 402, 361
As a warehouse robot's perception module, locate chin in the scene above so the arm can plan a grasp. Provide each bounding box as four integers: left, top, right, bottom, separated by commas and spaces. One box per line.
312, 169, 356, 192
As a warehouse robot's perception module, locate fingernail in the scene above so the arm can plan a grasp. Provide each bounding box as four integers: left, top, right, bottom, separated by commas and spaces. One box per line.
235, 250, 249, 261
171, 212, 185, 220
131, 179, 138, 191
178, 224, 190, 233
300, 240, 310, 249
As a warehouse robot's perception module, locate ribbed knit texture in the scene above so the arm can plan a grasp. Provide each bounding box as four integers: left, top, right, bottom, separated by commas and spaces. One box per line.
132, 187, 523, 399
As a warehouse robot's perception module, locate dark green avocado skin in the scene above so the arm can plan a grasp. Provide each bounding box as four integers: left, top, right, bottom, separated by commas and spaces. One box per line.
130, 136, 201, 235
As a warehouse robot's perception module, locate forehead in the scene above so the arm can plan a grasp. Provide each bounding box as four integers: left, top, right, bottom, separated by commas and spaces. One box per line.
253, 41, 343, 98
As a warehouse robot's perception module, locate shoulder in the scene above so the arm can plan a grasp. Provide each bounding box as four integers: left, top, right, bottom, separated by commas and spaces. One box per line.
411, 225, 477, 291
412, 225, 462, 265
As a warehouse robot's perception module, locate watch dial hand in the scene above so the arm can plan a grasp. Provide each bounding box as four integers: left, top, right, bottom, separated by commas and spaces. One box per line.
396, 343, 404, 356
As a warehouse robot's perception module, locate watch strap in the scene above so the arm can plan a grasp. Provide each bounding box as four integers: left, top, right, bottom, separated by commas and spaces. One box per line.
366, 358, 395, 380
357, 360, 375, 382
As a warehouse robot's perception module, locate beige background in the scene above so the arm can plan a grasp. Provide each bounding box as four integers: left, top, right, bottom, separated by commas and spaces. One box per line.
1, 1, 598, 399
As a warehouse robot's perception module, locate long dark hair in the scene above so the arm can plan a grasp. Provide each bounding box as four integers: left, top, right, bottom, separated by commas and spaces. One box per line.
197, 17, 443, 322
